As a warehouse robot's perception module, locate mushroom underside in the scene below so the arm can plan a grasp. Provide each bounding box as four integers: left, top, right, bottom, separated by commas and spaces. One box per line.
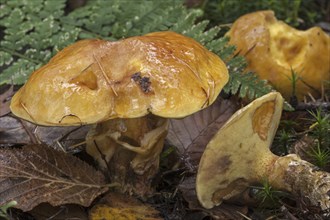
196, 92, 330, 210
86, 114, 168, 197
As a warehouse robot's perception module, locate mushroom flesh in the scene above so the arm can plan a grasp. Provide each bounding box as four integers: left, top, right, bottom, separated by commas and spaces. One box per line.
196, 92, 330, 210
227, 11, 330, 100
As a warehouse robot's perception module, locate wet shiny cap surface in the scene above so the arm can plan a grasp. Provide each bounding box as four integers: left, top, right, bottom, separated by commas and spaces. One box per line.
10, 31, 228, 126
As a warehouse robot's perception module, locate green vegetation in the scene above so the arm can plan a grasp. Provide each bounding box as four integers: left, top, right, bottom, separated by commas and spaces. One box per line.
308, 109, 330, 149
0, 201, 17, 219
200, 0, 328, 29
307, 109, 330, 168
274, 129, 294, 155
308, 142, 330, 168
254, 180, 284, 208
288, 68, 300, 99
273, 109, 330, 169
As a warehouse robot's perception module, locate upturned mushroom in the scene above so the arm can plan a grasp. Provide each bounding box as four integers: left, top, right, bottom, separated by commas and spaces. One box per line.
227, 11, 330, 100
196, 92, 330, 210
10, 31, 229, 196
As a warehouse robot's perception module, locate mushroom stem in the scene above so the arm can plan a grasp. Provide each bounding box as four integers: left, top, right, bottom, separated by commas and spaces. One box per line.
108, 122, 169, 155
268, 154, 330, 210
86, 115, 168, 197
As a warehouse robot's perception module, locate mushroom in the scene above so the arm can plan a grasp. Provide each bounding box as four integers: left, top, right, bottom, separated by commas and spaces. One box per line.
226, 11, 330, 100
10, 31, 229, 196
196, 92, 330, 210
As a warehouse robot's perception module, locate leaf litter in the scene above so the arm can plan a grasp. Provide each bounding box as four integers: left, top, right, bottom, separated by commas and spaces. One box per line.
0, 85, 14, 117
167, 97, 240, 171
0, 94, 251, 219
0, 144, 109, 211
0, 115, 89, 151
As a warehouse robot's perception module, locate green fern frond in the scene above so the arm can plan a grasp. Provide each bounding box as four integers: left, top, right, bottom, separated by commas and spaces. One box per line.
219, 42, 273, 100
0, 0, 273, 101
0, 0, 80, 84
63, 0, 184, 39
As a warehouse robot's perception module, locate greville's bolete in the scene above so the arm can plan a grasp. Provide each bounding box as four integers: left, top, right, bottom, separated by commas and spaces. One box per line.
197, 92, 330, 210
227, 11, 330, 100
10, 31, 229, 196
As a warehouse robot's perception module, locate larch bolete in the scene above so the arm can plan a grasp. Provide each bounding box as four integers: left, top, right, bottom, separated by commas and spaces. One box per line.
227, 11, 330, 100
196, 92, 330, 210
10, 31, 229, 196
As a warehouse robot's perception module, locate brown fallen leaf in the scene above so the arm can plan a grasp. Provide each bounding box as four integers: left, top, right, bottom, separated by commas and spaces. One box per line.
0, 116, 31, 145
0, 85, 14, 117
167, 97, 239, 170
0, 115, 89, 150
0, 144, 109, 211
167, 97, 247, 219
89, 192, 162, 220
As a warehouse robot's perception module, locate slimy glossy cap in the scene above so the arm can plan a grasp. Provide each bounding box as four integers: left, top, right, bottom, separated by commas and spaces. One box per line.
11, 31, 228, 126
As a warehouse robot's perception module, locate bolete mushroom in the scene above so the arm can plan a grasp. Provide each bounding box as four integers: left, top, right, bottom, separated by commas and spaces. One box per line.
227, 11, 330, 100
196, 92, 330, 210
10, 31, 229, 196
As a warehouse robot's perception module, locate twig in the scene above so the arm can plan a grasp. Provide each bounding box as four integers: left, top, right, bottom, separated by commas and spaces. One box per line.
68, 140, 87, 149
294, 102, 330, 111
45, 206, 67, 220
58, 126, 84, 143
280, 205, 300, 220
55, 141, 66, 153
236, 211, 252, 220
94, 140, 111, 181
18, 119, 39, 144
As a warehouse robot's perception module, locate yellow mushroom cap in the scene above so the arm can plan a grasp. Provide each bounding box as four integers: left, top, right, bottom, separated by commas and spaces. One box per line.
227, 10, 330, 100
10, 31, 228, 126
196, 92, 283, 209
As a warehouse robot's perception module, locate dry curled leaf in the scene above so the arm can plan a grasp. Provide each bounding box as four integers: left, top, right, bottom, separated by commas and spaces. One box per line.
0, 144, 108, 211
89, 192, 162, 220
0, 116, 31, 145
167, 97, 239, 170
0, 115, 89, 150
0, 85, 14, 117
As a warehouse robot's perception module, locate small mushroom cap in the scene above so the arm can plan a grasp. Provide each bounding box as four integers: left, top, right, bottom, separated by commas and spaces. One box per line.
196, 92, 283, 209
227, 10, 330, 100
10, 31, 228, 126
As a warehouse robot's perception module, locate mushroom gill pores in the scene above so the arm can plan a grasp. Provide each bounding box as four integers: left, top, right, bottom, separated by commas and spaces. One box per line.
196, 92, 330, 210
10, 31, 229, 196
227, 11, 330, 100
